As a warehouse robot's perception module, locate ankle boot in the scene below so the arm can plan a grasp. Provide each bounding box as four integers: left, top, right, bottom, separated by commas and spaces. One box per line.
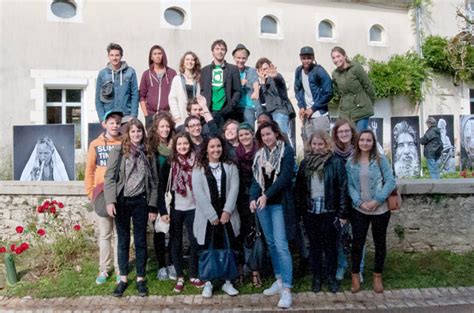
373, 273, 384, 293
351, 273, 360, 293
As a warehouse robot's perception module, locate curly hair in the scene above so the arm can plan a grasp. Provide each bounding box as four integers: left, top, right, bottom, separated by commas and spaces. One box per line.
196, 134, 233, 173
179, 51, 201, 83
147, 112, 176, 149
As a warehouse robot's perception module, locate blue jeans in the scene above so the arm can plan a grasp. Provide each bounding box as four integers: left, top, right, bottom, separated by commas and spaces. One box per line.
115, 194, 149, 277
243, 107, 256, 129
257, 204, 293, 288
337, 244, 365, 276
272, 112, 289, 134
426, 158, 440, 179
355, 118, 369, 132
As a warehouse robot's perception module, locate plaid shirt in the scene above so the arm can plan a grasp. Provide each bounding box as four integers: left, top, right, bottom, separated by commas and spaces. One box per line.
308, 197, 328, 214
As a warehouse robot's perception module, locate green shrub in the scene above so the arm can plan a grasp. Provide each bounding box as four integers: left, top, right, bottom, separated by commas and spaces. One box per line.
422, 35, 452, 74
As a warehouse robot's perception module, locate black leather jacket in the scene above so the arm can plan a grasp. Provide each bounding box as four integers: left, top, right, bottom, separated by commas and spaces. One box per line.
295, 154, 349, 219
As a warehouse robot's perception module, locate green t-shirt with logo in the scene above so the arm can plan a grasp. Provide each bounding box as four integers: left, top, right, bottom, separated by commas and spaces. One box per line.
211, 65, 226, 111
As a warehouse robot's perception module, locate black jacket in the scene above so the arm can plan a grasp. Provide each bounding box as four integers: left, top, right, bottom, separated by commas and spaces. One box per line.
200, 61, 241, 116
259, 73, 291, 115
295, 155, 349, 219
420, 126, 443, 160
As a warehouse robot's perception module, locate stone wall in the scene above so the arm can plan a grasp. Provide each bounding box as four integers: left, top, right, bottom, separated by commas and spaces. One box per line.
0, 179, 473, 252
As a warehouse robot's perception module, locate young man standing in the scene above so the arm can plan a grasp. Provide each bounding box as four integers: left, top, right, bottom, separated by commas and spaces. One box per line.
85, 110, 123, 285
232, 43, 260, 126
139, 45, 177, 129
294, 46, 333, 141
200, 39, 241, 129
95, 43, 139, 123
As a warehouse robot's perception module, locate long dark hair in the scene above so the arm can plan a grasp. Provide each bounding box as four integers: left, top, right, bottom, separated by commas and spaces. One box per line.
148, 112, 176, 149
255, 121, 286, 149
179, 51, 201, 82
196, 134, 233, 173
122, 118, 151, 158
170, 132, 194, 163
352, 129, 380, 163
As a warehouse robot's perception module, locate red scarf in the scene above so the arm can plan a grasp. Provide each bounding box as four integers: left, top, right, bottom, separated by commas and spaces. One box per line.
171, 153, 195, 196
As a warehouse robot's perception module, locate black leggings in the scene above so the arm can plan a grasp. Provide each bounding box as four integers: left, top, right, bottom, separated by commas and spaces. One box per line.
351, 210, 391, 274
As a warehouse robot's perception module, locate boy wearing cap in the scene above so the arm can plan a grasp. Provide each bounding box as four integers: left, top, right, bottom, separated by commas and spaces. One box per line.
232, 43, 260, 126
294, 46, 333, 141
95, 43, 139, 123
85, 110, 123, 284
200, 39, 241, 129
420, 117, 443, 179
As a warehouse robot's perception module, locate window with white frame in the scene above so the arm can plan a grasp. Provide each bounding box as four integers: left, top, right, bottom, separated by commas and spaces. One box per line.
47, 0, 83, 23
369, 24, 385, 44
318, 20, 334, 39
260, 15, 278, 34
164, 6, 186, 26
46, 88, 82, 148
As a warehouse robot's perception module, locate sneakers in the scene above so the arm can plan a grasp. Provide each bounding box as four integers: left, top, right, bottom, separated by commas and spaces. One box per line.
136, 280, 148, 297
328, 278, 339, 293
336, 267, 345, 281
95, 271, 108, 285
278, 290, 293, 309
157, 267, 169, 281
168, 265, 177, 281
113, 281, 128, 297
174, 278, 184, 293
359, 272, 364, 283
263, 280, 282, 296
190, 278, 205, 289
115, 273, 121, 284
202, 281, 213, 298
311, 277, 322, 293
221, 281, 239, 296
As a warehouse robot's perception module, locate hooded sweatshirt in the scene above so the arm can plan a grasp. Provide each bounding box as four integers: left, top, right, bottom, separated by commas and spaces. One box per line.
139, 46, 177, 115
95, 61, 139, 121
84, 133, 122, 199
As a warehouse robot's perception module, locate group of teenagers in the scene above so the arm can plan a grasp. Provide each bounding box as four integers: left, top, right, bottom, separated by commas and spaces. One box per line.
85, 38, 396, 309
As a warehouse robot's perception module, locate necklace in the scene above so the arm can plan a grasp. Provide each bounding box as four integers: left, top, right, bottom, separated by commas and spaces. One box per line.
208, 163, 221, 175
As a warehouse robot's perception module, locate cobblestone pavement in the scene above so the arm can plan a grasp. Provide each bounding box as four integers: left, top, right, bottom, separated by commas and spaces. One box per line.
1, 287, 474, 312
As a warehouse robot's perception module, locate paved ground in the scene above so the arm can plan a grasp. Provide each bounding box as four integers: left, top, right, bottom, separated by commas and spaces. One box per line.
1, 286, 474, 312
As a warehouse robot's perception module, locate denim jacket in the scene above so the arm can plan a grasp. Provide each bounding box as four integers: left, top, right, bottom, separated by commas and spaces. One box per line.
345, 155, 396, 209
95, 61, 139, 121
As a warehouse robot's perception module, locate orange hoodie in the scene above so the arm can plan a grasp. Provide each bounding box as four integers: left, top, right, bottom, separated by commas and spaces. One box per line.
84, 133, 122, 199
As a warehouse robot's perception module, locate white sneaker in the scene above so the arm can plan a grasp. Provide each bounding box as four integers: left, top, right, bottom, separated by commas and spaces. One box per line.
278, 290, 293, 309
359, 272, 364, 283
263, 280, 282, 296
167, 265, 177, 281
156, 267, 169, 281
202, 281, 213, 298
221, 281, 239, 296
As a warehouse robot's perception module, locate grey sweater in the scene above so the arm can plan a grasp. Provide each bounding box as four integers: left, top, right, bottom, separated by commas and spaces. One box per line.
191, 163, 240, 245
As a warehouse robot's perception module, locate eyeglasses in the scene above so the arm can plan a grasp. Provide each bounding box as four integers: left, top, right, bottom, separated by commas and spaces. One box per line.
337, 129, 351, 134
187, 123, 201, 129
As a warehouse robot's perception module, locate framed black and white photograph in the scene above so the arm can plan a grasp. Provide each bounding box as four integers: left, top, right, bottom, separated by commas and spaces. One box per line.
329, 117, 338, 133
460, 115, 474, 171
429, 115, 455, 173
391, 116, 421, 178
88, 123, 104, 148
13, 124, 75, 181
368, 117, 384, 146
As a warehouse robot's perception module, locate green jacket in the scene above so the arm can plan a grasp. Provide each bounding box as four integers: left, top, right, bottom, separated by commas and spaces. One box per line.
332, 62, 375, 122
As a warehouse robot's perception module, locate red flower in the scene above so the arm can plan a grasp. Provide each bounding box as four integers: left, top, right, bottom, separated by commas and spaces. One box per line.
37, 205, 44, 213
460, 170, 467, 178
43, 200, 50, 207
19, 242, 29, 251
15, 226, 24, 234
73, 224, 81, 231
10, 244, 16, 252
51, 200, 58, 205
0, 247, 6, 253
37, 229, 46, 236
15, 248, 23, 255
58, 202, 64, 209
49, 206, 57, 214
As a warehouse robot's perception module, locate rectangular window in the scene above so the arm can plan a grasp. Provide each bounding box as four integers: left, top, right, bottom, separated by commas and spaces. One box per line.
45, 88, 83, 148
470, 89, 474, 114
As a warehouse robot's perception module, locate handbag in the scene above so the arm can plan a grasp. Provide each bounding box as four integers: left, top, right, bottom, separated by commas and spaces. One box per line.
284, 100, 296, 119
198, 226, 239, 281
244, 214, 265, 271
378, 160, 402, 211
155, 172, 172, 234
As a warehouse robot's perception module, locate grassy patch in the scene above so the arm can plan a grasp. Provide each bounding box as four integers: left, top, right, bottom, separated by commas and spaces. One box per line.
2, 250, 473, 298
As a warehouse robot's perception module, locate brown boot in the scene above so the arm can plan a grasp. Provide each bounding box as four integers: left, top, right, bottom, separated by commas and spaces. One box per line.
373, 273, 384, 293
351, 273, 360, 293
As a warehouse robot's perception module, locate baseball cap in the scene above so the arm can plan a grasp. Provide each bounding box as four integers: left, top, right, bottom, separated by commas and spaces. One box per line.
299, 46, 314, 56
103, 110, 123, 121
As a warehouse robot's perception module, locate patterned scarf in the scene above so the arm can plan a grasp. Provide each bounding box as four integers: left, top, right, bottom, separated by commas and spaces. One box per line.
129, 143, 152, 178
304, 151, 332, 180
171, 152, 195, 196
334, 144, 354, 160
252, 140, 285, 191
235, 142, 256, 181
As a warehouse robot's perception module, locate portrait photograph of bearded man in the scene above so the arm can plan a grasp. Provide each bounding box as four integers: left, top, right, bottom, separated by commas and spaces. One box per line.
391, 117, 421, 178
460, 115, 474, 171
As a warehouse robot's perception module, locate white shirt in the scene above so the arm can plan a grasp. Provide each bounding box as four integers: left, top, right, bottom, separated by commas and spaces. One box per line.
301, 69, 327, 118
